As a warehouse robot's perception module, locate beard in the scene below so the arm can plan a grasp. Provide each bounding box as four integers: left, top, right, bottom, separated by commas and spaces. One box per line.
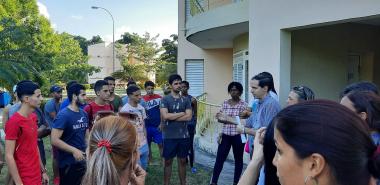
76, 99, 85, 106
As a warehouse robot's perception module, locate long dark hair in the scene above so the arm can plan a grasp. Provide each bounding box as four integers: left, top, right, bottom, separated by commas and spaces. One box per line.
274, 100, 380, 185
263, 121, 280, 185
345, 91, 380, 132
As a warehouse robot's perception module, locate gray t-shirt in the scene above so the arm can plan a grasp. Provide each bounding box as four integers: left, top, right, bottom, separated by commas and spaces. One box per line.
160, 94, 191, 139
8, 102, 21, 118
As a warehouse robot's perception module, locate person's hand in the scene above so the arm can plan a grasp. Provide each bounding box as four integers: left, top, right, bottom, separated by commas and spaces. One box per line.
256, 127, 266, 145
72, 148, 85, 161
42, 172, 49, 185
130, 164, 146, 185
252, 127, 266, 163
216, 112, 227, 121
158, 123, 164, 132
236, 125, 244, 134
239, 110, 251, 119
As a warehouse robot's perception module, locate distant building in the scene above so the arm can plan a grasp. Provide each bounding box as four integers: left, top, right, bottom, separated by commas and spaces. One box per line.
88, 43, 122, 84
88, 42, 156, 85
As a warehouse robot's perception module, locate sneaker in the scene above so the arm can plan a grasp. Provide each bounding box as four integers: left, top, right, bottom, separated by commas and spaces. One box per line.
191, 167, 197, 174
53, 177, 60, 185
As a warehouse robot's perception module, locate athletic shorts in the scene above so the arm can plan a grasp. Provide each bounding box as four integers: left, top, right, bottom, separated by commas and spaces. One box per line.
162, 138, 191, 159
147, 126, 163, 144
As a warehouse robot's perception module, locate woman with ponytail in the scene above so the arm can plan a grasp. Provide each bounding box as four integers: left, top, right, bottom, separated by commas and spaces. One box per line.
81, 116, 146, 185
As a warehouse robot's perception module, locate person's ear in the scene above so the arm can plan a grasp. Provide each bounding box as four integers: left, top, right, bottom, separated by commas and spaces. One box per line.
263, 86, 269, 92
304, 153, 326, 181
23, 95, 30, 103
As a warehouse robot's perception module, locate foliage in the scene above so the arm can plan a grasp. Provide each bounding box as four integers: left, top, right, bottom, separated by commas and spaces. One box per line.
73, 35, 104, 55
112, 32, 161, 83
156, 34, 178, 85
0, 0, 99, 94
0, 0, 58, 92
111, 43, 148, 82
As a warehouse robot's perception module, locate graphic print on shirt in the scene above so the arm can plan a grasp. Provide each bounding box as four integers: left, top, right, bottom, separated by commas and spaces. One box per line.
145, 98, 161, 110
73, 116, 88, 130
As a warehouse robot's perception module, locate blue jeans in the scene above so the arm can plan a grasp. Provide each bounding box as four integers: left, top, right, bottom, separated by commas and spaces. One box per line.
139, 144, 149, 170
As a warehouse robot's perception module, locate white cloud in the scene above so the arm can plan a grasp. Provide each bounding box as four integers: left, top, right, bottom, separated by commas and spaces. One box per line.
104, 25, 132, 44
70, 15, 84, 20
37, 2, 50, 19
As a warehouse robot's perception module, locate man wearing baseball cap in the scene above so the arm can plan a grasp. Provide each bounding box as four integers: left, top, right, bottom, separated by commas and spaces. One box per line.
44, 85, 63, 185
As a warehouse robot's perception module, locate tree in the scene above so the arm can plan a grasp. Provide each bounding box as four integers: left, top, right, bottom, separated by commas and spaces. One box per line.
73, 35, 104, 55
42, 33, 100, 85
73, 35, 88, 55
113, 32, 161, 83
156, 34, 178, 85
0, 0, 59, 91
88, 35, 103, 45
0, 0, 99, 94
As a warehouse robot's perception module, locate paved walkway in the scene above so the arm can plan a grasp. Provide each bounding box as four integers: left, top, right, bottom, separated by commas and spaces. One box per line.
195, 146, 247, 185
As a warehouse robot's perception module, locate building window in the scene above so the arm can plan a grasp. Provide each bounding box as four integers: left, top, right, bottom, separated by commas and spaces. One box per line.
233, 50, 249, 101
185, 59, 204, 96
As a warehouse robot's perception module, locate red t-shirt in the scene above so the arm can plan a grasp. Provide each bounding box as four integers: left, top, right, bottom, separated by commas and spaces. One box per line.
5, 112, 41, 185
84, 102, 113, 128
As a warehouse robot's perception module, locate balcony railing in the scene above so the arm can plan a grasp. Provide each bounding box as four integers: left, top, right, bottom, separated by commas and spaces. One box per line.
189, 0, 244, 17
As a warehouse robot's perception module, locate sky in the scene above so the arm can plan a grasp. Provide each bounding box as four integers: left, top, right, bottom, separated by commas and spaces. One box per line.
37, 0, 178, 43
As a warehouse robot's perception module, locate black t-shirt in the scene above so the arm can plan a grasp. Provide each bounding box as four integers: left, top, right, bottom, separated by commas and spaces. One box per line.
160, 94, 191, 139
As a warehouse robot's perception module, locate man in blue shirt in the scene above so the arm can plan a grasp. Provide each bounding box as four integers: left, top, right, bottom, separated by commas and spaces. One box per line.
51, 83, 89, 185
238, 72, 281, 185
59, 81, 87, 111
44, 85, 62, 183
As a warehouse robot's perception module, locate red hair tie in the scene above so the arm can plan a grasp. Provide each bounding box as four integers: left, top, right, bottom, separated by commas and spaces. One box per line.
97, 139, 112, 153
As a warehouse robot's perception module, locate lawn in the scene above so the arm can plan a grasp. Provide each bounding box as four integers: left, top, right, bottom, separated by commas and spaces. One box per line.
0, 138, 212, 185
146, 144, 212, 185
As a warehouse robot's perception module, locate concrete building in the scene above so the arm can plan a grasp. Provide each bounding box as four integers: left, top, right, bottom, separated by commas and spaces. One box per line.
179, 0, 380, 162
88, 43, 122, 84
178, 0, 380, 105
88, 43, 156, 84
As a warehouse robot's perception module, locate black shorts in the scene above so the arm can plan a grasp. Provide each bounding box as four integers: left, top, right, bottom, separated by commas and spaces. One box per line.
163, 138, 191, 159
59, 162, 86, 185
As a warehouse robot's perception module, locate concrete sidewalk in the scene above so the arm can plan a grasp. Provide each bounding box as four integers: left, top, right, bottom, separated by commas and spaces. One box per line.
195, 146, 247, 185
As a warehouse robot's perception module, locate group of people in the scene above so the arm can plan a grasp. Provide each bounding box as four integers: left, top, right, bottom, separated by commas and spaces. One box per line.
2, 71, 380, 185
0, 74, 197, 185
209, 71, 380, 185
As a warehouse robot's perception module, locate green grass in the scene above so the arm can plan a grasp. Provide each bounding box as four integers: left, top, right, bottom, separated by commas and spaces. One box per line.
146, 144, 212, 185
0, 138, 212, 185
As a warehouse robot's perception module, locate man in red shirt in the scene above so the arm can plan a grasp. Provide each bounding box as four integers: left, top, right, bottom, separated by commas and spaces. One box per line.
5, 80, 49, 185
84, 80, 112, 128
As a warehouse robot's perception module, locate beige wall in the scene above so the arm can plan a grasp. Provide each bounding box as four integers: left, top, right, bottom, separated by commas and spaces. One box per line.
292, 23, 380, 100
179, 0, 233, 104
186, 0, 248, 37
203, 49, 233, 104
233, 33, 248, 53
250, 0, 380, 103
